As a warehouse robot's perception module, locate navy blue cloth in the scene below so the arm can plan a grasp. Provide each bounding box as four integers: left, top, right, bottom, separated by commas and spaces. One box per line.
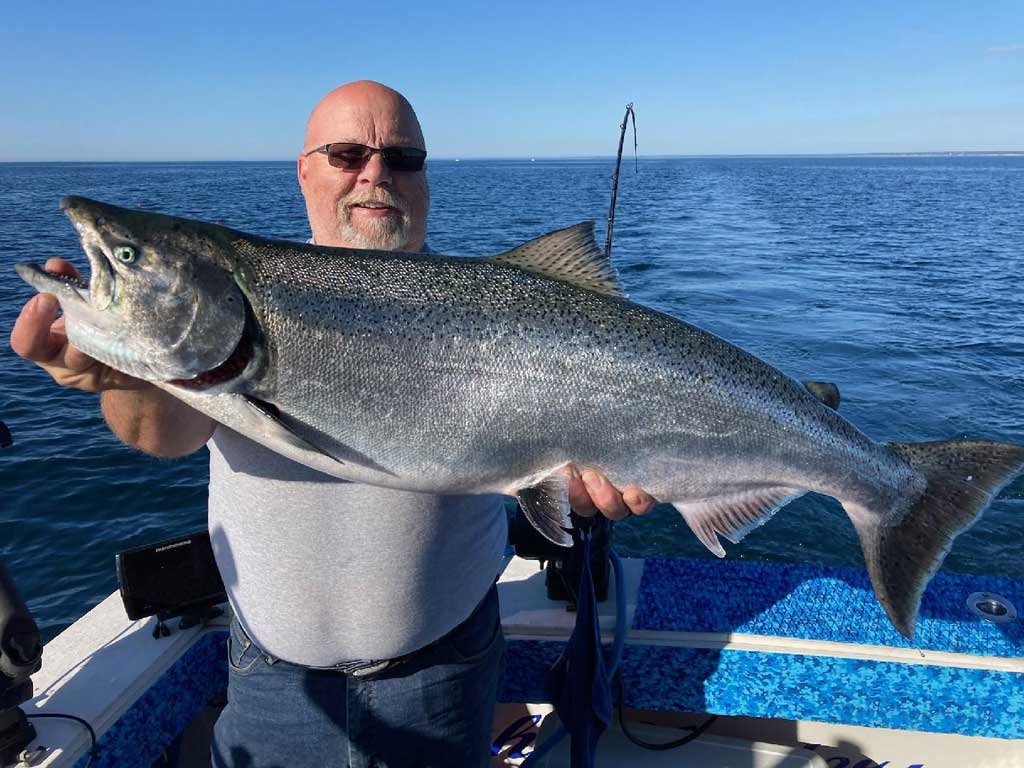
543, 531, 613, 768
212, 585, 504, 768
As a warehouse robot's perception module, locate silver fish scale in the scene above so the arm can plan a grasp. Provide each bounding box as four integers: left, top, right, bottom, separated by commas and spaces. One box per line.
231, 237, 916, 507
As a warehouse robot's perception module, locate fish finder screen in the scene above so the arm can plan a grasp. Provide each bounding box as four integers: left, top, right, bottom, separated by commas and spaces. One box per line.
116, 530, 226, 620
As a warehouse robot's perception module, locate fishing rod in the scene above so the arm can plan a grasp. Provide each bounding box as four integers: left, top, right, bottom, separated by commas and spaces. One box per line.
523, 105, 723, 767
604, 102, 638, 260
602, 102, 725, 755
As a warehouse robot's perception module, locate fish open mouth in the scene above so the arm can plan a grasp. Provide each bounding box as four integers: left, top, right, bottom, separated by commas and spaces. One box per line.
15, 262, 91, 301
41, 266, 89, 291
17, 259, 256, 390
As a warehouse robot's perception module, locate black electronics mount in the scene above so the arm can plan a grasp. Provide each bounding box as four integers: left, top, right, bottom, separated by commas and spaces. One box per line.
151, 604, 225, 640
0, 564, 42, 766
508, 507, 612, 608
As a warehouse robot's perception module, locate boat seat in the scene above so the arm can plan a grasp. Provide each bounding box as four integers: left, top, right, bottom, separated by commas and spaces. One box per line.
496, 556, 1024, 739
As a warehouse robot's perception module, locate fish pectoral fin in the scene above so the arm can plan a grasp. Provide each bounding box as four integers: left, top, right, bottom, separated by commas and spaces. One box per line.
271, 406, 397, 477
673, 486, 806, 557
487, 221, 625, 298
243, 397, 345, 464
514, 469, 574, 547
243, 396, 397, 478
802, 380, 841, 410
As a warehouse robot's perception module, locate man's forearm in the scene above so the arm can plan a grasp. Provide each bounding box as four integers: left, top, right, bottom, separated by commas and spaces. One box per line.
100, 386, 215, 458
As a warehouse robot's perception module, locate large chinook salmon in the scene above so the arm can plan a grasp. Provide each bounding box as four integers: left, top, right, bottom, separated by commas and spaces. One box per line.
17, 196, 1024, 638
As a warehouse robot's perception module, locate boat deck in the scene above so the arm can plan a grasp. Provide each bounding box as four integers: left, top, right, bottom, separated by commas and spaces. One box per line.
22, 555, 1024, 766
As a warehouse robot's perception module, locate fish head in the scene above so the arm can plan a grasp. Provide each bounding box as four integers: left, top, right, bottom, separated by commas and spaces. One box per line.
16, 196, 247, 383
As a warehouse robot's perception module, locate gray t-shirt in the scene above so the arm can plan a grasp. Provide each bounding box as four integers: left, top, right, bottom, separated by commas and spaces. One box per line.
208, 426, 508, 666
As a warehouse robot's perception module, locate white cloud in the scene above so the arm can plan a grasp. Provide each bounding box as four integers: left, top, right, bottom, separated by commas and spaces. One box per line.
988, 44, 1024, 54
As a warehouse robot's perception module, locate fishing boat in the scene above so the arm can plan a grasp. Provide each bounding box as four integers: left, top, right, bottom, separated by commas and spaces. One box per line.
11, 545, 1023, 767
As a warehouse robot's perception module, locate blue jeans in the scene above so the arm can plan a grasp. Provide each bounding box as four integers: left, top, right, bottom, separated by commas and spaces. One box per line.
211, 585, 505, 768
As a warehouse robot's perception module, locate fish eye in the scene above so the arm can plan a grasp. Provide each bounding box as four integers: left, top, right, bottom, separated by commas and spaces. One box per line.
113, 245, 137, 264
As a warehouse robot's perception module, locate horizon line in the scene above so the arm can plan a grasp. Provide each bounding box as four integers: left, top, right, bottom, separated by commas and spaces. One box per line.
1, 150, 1022, 164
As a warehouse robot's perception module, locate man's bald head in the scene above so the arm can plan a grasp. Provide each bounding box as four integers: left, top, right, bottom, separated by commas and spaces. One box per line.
297, 80, 429, 251
302, 80, 425, 154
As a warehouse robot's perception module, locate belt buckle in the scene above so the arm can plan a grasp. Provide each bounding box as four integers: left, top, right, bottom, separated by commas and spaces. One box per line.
348, 658, 396, 678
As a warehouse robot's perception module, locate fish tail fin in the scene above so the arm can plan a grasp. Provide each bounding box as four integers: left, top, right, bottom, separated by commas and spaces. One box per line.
848, 440, 1024, 638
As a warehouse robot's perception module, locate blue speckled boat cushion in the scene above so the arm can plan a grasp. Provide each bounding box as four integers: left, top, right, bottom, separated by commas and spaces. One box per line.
500, 639, 1024, 739
76, 630, 228, 768
74, 558, 1024, 762
634, 557, 1023, 656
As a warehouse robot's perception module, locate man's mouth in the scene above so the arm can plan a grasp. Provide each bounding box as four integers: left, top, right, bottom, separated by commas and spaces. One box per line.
351, 202, 398, 216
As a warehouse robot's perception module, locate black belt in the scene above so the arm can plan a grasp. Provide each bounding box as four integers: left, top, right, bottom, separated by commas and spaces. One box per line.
243, 582, 497, 678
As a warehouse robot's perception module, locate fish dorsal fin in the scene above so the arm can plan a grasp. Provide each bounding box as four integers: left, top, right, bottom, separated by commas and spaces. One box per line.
488, 222, 624, 297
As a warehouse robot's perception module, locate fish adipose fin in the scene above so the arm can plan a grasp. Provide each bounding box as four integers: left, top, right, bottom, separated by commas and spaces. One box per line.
802, 380, 841, 410
675, 487, 807, 558
849, 440, 1024, 639
488, 222, 625, 297
515, 469, 574, 547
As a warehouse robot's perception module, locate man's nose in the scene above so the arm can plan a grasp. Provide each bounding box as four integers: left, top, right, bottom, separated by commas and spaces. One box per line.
357, 152, 392, 186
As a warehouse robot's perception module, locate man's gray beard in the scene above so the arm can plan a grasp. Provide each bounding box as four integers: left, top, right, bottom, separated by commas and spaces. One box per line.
336, 208, 411, 251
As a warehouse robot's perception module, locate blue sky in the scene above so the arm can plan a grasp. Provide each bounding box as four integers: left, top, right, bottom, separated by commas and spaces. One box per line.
1, 0, 1021, 160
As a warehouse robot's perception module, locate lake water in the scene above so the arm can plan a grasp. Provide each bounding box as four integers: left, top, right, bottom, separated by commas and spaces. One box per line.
1, 156, 1022, 640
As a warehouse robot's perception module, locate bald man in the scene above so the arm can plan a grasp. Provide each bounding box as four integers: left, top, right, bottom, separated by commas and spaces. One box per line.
11, 81, 653, 766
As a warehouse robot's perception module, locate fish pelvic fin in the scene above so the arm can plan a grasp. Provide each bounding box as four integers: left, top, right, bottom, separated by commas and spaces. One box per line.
488, 222, 625, 298
514, 466, 574, 547
674, 487, 807, 558
850, 440, 1024, 639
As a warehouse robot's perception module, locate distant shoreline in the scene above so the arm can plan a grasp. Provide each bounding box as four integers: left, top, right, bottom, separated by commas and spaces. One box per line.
1, 152, 1022, 164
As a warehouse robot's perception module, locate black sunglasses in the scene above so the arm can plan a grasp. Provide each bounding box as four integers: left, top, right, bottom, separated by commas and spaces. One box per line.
304, 142, 427, 172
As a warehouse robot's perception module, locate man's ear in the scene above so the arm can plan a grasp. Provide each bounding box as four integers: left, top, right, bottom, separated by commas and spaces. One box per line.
296, 154, 308, 190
